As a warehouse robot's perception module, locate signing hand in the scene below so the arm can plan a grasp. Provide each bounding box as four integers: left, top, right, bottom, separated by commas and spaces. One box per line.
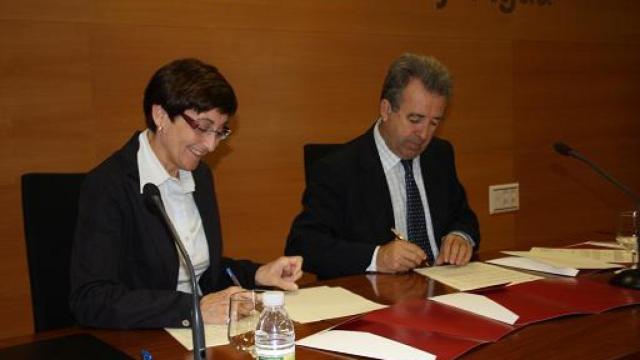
436, 233, 473, 266
255, 256, 303, 291
376, 240, 427, 273
200, 286, 244, 324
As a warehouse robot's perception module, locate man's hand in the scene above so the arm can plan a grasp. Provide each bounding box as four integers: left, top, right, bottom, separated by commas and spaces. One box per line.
436, 233, 473, 266
376, 240, 427, 273
200, 286, 243, 324
255, 256, 303, 291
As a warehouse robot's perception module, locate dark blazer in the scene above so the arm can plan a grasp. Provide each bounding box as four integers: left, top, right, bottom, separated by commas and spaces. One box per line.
69, 132, 258, 329
285, 128, 479, 279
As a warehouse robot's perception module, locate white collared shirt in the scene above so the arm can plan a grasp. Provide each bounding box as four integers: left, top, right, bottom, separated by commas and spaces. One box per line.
137, 130, 210, 294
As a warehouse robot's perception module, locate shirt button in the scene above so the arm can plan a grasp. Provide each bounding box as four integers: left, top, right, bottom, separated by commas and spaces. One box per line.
182, 319, 190, 327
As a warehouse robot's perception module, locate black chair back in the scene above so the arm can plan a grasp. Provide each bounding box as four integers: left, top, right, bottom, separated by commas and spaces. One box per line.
21, 173, 86, 332
303, 143, 343, 186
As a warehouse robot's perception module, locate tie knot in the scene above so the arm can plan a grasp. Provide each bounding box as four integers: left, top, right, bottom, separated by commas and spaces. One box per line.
401, 159, 413, 174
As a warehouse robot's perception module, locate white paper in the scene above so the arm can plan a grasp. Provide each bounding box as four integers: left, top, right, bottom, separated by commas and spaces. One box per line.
503, 251, 624, 270
414, 262, 542, 291
530, 247, 633, 263
487, 256, 580, 277
574, 241, 625, 250
430, 292, 519, 325
297, 330, 436, 360
165, 324, 228, 350
285, 286, 387, 323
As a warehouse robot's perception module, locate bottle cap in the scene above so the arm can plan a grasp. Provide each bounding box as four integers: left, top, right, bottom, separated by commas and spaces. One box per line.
262, 291, 285, 307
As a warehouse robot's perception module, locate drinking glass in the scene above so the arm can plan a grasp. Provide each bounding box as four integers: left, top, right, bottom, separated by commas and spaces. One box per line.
228, 290, 264, 357
616, 210, 640, 268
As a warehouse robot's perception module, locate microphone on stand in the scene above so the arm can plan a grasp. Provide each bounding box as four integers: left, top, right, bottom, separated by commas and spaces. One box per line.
553, 142, 640, 289
143, 183, 207, 360
553, 142, 640, 207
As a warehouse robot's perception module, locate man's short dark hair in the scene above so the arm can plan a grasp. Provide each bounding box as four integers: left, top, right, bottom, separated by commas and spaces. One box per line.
143, 58, 237, 131
380, 53, 452, 111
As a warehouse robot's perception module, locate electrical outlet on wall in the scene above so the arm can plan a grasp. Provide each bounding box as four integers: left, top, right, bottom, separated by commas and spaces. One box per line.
489, 183, 519, 214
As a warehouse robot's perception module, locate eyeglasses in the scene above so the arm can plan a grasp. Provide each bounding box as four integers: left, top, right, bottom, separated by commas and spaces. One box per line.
181, 113, 232, 141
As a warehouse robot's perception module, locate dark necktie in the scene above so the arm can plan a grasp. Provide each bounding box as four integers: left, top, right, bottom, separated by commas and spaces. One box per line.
401, 159, 434, 265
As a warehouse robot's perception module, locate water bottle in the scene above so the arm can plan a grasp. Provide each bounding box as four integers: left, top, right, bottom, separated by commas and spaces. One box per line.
254, 291, 295, 360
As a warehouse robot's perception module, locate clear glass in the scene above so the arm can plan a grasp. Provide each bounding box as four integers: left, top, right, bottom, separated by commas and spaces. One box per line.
616, 210, 640, 269
228, 290, 264, 357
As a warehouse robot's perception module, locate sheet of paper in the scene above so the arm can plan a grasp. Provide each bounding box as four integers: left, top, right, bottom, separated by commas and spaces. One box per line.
414, 262, 542, 291
297, 330, 436, 360
530, 247, 633, 263
583, 241, 625, 250
285, 286, 387, 323
165, 324, 228, 350
503, 251, 624, 270
487, 256, 580, 277
430, 292, 519, 325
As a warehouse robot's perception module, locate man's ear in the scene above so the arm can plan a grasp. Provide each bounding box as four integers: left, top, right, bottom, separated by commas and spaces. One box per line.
379, 99, 392, 121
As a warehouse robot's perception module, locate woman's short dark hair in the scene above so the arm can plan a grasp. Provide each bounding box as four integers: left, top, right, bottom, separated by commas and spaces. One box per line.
380, 53, 452, 111
143, 58, 237, 131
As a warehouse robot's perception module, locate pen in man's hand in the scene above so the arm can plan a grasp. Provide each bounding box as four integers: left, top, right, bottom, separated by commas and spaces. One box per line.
225, 267, 242, 287
391, 227, 407, 241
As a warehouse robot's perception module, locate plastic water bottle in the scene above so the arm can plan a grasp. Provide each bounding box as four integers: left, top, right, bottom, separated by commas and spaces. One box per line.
254, 291, 295, 360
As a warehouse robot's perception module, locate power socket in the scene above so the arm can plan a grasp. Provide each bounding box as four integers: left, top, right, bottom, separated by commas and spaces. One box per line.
489, 183, 519, 214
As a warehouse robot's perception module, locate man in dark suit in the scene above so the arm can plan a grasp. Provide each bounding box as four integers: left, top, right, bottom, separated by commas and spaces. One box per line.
285, 53, 479, 279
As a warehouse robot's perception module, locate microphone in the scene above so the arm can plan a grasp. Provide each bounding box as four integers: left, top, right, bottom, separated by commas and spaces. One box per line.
553, 142, 640, 207
554, 142, 640, 290
143, 183, 207, 360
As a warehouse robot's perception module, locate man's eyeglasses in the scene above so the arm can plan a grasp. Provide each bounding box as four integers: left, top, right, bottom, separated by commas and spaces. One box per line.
181, 113, 232, 141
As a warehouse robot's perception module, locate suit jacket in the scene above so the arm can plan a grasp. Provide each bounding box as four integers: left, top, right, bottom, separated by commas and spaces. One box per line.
69, 132, 258, 329
285, 128, 479, 279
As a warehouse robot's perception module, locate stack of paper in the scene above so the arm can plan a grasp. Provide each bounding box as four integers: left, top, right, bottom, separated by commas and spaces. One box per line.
285, 286, 387, 323
488, 247, 628, 277
415, 262, 542, 291
502, 250, 625, 269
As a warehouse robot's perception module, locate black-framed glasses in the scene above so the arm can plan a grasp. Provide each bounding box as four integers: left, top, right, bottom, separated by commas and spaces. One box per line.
181, 113, 232, 141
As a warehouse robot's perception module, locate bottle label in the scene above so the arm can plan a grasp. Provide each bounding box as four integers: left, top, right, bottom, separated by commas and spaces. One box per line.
256, 346, 295, 360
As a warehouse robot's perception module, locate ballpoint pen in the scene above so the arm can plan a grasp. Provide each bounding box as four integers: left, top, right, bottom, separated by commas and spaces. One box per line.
391, 227, 407, 241
391, 227, 430, 266
225, 267, 242, 287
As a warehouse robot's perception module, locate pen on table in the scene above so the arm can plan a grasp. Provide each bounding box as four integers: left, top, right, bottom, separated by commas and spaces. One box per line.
225, 267, 242, 287
141, 350, 153, 360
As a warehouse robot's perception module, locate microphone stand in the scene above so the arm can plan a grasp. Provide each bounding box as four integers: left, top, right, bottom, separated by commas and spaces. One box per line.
144, 184, 207, 360
554, 142, 640, 290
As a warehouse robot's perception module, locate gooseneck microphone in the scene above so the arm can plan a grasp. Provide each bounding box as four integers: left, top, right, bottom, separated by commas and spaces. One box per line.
553, 142, 640, 208
143, 183, 207, 360
554, 142, 640, 290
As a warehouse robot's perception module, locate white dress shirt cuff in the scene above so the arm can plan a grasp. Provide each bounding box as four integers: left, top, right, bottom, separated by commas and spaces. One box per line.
366, 246, 381, 272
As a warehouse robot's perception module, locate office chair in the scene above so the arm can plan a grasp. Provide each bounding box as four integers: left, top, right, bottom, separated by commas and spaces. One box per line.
21, 173, 86, 332
303, 143, 343, 186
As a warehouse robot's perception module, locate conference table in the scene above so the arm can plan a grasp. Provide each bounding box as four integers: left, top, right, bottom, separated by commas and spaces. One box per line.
1, 259, 639, 359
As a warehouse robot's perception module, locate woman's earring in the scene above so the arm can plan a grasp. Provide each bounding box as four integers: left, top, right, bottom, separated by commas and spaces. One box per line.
158, 125, 164, 132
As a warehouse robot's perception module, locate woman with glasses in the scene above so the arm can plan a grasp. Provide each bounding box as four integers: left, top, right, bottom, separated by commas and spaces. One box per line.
69, 58, 303, 329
